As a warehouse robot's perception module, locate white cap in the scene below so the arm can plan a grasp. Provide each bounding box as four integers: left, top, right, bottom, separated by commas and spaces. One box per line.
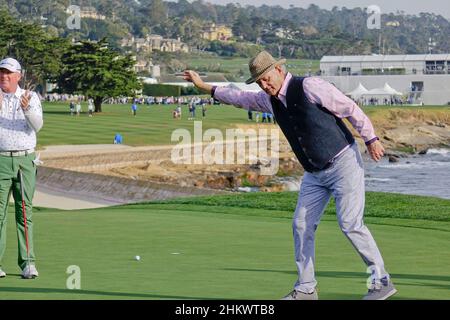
0, 57, 22, 73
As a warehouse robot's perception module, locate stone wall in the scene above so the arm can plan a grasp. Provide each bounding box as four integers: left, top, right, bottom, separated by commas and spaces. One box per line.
37, 166, 227, 204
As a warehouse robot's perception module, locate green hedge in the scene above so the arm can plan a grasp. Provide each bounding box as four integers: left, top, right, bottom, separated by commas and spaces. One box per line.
181, 86, 201, 96
142, 84, 181, 96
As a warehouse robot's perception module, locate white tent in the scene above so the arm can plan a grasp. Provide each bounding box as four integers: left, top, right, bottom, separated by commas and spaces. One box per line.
382, 83, 403, 96
358, 83, 406, 105
365, 87, 391, 95
347, 83, 369, 98
363, 83, 403, 96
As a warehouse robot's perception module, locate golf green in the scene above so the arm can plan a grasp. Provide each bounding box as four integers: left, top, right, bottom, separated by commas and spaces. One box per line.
1, 192, 449, 300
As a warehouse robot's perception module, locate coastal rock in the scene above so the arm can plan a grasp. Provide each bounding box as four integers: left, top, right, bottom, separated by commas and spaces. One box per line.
418, 149, 428, 155
193, 180, 205, 188
388, 155, 400, 163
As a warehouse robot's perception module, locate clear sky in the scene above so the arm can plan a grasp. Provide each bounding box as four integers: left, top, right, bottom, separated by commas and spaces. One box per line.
205, 0, 450, 19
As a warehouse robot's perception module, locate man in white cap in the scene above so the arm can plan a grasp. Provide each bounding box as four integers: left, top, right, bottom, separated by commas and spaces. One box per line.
184, 51, 396, 300
0, 57, 43, 279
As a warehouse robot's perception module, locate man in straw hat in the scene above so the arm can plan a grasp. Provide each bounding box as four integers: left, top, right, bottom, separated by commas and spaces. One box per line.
183, 51, 396, 300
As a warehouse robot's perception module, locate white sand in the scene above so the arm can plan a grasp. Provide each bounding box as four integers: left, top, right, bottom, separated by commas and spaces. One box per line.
38, 144, 135, 159
8, 184, 121, 210
33, 187, 118, 210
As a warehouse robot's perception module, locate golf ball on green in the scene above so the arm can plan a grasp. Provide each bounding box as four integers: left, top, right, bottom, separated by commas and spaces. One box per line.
135, 255, 141, 261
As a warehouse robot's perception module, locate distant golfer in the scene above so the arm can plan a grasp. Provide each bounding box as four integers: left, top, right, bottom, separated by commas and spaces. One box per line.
131, 101, 137, 116
184, 51, 396, 300
88, 98, 94, 117
0, 58, 43, 279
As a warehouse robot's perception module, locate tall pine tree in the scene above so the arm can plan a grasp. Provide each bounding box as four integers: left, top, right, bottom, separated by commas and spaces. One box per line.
57, 38, 141, 112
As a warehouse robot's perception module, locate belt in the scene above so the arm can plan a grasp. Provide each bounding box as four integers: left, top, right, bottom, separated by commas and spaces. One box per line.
0, 149, 35, 157
309, 149, 348, 172
309, 161, 332, 173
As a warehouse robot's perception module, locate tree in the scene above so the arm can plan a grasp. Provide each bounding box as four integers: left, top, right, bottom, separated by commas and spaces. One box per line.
57, 39, 141, 112
232, 12, 252, 40
146, 0, 168, 28
0, 9, 67, 92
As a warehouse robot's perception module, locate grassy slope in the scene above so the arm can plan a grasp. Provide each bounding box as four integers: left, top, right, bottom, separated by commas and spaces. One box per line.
1, 192, 449, 300
150, 191, 450, 223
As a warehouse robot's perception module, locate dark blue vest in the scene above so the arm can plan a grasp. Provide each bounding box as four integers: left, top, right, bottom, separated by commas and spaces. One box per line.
270, 76, 355, 172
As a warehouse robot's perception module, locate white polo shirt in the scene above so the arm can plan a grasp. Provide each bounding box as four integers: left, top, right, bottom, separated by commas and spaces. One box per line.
0, 86, 43, 151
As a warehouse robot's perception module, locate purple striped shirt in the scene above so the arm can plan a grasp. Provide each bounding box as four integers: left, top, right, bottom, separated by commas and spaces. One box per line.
214, 72, 378, 144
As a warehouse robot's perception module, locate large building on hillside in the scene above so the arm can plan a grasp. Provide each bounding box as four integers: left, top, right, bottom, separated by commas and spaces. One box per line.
121, 34, 189, 53
201, 24, 233, 41
65, 6, 106, 20
320, 54, 450, 105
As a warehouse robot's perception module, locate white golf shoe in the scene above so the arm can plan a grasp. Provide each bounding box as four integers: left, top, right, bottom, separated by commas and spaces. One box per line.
363, 277, 397, 300
282, 289, 318, 300
0, 268, 6, 278
21, 265, 39, 279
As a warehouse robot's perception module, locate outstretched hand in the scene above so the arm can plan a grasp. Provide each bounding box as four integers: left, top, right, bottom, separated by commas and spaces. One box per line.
367, 140, 385, 162
183, 70, 212, 93
183, 70, 201, 85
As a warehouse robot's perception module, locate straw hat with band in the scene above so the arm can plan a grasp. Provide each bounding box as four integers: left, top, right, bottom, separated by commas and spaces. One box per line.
245, 51, 286, 84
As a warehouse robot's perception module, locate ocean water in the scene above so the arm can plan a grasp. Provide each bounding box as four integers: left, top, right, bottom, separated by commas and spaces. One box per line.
250, 148, 450, 200
364, 148, 450, 199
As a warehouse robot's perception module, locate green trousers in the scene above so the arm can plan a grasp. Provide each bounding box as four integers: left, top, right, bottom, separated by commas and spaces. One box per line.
0, 153, 36, 270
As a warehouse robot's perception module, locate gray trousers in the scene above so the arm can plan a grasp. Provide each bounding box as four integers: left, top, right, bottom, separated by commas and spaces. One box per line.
293, 143, 389, 293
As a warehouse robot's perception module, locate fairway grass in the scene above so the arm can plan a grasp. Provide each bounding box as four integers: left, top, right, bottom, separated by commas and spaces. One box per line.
38, 102, 251, 148
1, 192, 449, 300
